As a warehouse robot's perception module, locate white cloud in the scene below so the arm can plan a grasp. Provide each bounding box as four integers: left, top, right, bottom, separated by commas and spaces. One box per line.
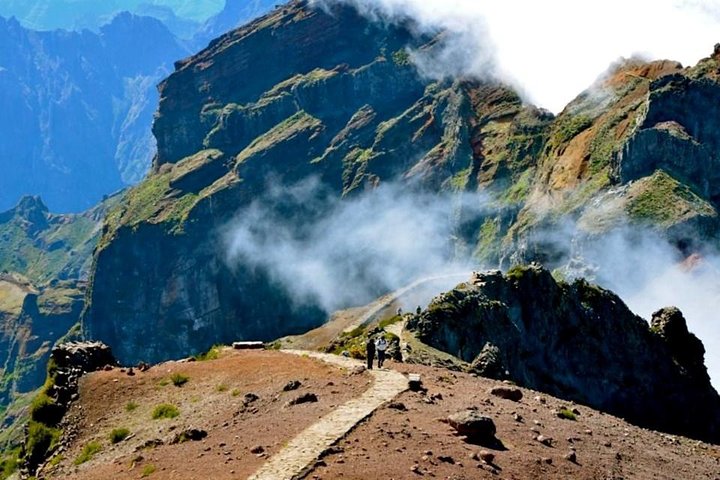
318, 0, 720, 112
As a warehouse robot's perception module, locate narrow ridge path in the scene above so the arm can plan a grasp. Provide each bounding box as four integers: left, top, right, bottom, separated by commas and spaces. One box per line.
342, 272, 469, 334
247, 351, 408, 480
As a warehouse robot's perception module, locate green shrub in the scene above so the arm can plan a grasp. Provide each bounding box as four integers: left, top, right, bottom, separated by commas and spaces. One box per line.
193, 344, 223, 361
109, 428, 130, 444
29, 392, 64, 426
125, 401, 138, 412
170, 373, 189, 387
216, 384, 228, 392
231, 389, 241, 397
25, 420, 61, 468
557, 408, 577, 421
142, 464, 156, 477
151, 404, 179, 420
73, 441, 102, 465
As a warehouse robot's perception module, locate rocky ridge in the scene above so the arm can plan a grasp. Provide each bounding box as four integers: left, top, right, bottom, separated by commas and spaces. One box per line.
83, 1, 720, 368
407, 265, 720, 443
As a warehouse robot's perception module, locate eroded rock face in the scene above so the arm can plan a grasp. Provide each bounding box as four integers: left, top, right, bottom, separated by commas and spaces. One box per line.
84, 1, 541, 364
408, 265, 720, 443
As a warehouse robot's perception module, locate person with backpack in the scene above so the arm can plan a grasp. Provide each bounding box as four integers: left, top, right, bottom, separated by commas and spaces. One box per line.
375, 336, 388, 368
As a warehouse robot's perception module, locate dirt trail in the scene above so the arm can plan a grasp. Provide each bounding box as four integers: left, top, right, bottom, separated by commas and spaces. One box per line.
247, 351, 408, 480
342, 272, 470, 334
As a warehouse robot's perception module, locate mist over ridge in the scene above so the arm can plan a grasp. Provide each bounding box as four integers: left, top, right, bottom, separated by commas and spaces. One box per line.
317, 0, 720, 112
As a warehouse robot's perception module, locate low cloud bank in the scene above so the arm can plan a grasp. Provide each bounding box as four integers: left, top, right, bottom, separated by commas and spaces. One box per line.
223, 179, 719, 387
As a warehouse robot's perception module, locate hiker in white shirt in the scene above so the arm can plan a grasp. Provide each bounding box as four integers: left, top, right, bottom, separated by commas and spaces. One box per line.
375, 336, 388, 368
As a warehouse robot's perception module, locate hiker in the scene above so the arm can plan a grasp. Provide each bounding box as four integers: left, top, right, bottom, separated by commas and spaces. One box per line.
396, 307, 403, 316
366, 335, 376, 369
376, 336, 388, 368
416, 305, 422, 315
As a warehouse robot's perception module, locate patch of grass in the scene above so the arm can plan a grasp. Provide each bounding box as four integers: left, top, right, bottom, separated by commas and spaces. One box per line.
109, 428, 130, 444
151, 404, 179, 420
473, 217, 501, 263
506, 265, 529, 281
552, 114, 593, 145
378, 315, 402, 330
170, 373, 189, 387
216, 384, 228, 393
0, 447, 20, 480
157, 379, 170, 387
125, 401, 138, 412
25, 420, 61, 467
47, 453, 63, 468
557, 408, 577, 421
231, 389, 241, 397
193, 344, 223, 361
73, 441, 102, 465
627, 170, 716, 226
391, 49, 411, 66
142, 464, 156, 477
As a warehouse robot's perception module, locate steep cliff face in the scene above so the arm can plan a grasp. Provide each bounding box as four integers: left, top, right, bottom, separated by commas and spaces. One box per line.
407, 265, 720, 443
85, 1, 538, 364
84, 1, 720, 366
505, 54, 720, 264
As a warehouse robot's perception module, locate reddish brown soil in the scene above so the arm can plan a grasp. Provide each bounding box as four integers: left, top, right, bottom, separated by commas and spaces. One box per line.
45, 351, 720, 480
311, 361, 720, 480
47, 350, 371, 480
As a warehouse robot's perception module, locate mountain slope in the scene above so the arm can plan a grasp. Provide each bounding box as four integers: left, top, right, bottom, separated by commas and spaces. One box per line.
84, 1, 720, 371
0, 13, 189, 212
27, 349, 720, 479
0, 196, 113, 284
86, 0, 526, 364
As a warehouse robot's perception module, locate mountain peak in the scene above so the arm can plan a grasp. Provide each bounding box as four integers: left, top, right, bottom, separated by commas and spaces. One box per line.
14, 195, 49, 220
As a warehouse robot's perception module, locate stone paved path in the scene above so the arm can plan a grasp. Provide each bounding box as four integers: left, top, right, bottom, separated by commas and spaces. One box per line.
247, 351, 409, 480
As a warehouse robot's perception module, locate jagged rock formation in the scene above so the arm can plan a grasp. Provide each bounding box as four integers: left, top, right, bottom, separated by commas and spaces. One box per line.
407, 265, 720, 443
21, 341, 116, 476
83, 0, 720, 366
0, 13, 189, 212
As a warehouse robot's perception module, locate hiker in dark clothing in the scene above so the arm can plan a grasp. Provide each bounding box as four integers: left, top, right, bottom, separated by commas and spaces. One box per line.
366, 336, 376, 369
375, 336, 388, 368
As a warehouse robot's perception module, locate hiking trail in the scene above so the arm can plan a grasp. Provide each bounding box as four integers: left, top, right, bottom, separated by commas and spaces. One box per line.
247, 351, 408, 480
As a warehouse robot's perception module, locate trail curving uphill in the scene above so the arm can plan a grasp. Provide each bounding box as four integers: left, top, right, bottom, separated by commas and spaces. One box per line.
342, 272, 471, 334
247, 351, 408, 480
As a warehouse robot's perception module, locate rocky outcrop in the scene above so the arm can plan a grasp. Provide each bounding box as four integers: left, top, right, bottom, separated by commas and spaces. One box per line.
407, 266, 720, 443
21, 341, 116, 476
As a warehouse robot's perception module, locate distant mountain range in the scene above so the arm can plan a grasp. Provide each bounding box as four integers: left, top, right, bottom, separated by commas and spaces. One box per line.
0, 0, 276, 212
0, 0, 223, 34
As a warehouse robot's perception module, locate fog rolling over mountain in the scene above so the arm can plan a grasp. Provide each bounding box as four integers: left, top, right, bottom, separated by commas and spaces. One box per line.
320, 0, 720, 113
